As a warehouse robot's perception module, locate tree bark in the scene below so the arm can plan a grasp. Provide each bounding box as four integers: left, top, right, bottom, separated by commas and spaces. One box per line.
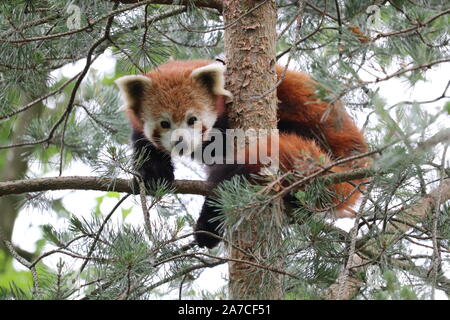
223, 0, 283, 299
0, 176, 211, 197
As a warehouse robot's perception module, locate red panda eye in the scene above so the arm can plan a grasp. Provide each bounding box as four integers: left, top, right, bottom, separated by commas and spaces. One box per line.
187, 116, 197, 126
160, 121, 171, 129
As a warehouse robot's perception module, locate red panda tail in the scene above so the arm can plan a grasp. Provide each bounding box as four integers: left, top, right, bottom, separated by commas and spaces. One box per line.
278, 133, 365, 217
242, 133, 366, 217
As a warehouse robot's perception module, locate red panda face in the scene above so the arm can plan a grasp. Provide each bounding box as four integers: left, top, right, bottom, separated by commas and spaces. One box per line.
115, 60, 232, 156
141, 88, 219, 155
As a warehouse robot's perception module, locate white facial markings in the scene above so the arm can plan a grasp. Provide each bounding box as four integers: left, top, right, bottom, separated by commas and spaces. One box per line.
143, 111, 171, 148
168, 110, 203, 156
114, 75, 152, 111
143, 115, 157, 146
142, 107, 218, 157
199, 108, 218, 142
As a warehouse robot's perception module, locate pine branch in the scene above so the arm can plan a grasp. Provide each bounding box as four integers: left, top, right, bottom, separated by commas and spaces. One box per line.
372, 8, 450, 41
0, 174, 323, 197
108, 0, 223, 11
0, 73, 82, 121
0, 1, 190, 44
0, 123, 447, 203
0, 165, 435, 199
0, 176, 212, 197
326, 178, 450, 300
106, 0, 346, 20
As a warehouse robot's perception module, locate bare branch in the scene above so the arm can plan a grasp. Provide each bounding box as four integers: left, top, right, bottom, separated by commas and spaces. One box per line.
108, 0, 223, 11
0, 176, 212, 197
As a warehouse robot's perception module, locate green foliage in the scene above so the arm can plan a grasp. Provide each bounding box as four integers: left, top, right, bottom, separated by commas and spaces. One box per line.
209, 175, 266, 231
0, 0, 449, 300
444, 101, 450, 115
285, 284, 322, 300
371, 270, 419, 300
0, 251, 33, 296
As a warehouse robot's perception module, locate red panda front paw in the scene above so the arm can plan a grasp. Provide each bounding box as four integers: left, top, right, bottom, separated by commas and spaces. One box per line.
132, 164, 175, 194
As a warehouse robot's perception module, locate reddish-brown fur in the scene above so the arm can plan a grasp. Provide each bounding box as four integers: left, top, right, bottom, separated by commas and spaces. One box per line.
127, 60, 367, 216
145, 60, 218, 120
274, 66, 367, 215
127, 60, 221, 132
240, 132, 365, 215
275, 133, 365, 215
276, 66, 367, 159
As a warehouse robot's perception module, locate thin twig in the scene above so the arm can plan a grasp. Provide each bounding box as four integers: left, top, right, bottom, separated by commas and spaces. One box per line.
79, 194, 130, 273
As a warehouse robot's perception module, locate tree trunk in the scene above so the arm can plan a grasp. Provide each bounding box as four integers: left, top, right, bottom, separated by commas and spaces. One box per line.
223, 0, 284, 299
0, 95, 43, 261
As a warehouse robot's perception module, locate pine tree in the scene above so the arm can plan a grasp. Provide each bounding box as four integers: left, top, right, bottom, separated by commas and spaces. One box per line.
0, 0, 449, 300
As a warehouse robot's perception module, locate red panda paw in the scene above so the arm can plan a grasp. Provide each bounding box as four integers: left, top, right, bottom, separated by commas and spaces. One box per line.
194, 198, 222, 249
131, 163, 175, 194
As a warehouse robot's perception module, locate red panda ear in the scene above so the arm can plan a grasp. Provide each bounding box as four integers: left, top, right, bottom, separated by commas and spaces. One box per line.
190, 64, 233, 102
115, 75, 152, 112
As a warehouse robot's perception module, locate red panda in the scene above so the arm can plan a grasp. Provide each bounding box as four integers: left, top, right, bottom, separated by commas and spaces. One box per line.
115, 59, 368, 249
